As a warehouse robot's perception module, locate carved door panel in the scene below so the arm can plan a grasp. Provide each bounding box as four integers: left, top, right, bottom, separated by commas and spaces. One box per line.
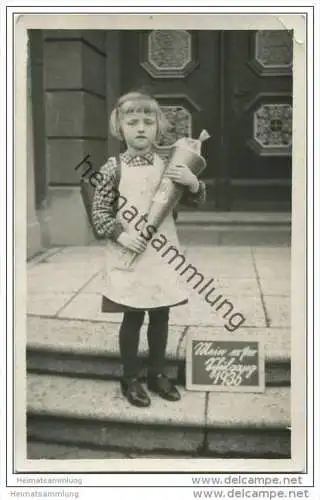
223, 30, 293, 210
120, 30, 219, 202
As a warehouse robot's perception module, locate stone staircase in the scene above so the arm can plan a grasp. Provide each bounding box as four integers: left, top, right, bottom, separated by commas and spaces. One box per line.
27, 315, 291, 459
27, 239, 291, 459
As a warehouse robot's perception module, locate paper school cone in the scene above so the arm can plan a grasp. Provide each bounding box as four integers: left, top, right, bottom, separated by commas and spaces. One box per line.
144, 145, 207, 229
119, 132, 210, 268
116, 131, 210, 269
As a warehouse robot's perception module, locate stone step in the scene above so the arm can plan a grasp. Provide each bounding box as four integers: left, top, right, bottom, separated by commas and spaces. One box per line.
176, 212, 291, 245
176, 225, 291, 246
27, 316, 291, 386
27, 440, 198, 459
27, 374, 291, 458
177, 211, 291, 226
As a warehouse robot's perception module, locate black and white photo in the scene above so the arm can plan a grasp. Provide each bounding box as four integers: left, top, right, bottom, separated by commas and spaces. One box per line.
11, 12, 309, 476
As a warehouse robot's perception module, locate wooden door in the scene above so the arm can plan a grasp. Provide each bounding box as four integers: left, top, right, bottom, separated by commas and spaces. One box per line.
120, 30, 220, 206
222, 30, 293, 210
120, 30, 293, 211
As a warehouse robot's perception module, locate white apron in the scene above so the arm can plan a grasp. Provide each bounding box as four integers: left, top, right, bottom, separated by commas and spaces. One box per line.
102, 153, 189, 310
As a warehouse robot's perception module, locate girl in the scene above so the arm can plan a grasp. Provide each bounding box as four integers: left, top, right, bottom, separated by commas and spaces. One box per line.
92, 91, 206, 408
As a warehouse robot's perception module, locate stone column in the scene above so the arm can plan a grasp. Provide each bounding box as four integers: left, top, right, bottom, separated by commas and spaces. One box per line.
27, 39, 42, 259
43, 30, 110, 245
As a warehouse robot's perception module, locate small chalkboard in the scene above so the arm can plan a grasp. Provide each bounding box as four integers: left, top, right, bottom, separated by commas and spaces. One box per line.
186, 333, 265, 392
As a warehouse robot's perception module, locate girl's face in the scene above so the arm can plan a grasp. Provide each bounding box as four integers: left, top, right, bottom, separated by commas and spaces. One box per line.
120, 111, 158, 153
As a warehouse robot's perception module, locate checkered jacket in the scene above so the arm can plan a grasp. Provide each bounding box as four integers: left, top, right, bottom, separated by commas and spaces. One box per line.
91, 151, 206, 241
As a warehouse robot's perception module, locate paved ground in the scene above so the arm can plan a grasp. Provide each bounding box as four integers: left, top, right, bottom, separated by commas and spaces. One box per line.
28, 243, 291, 329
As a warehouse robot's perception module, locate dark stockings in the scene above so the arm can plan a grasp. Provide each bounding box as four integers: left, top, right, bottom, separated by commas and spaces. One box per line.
119, 307, 169, 379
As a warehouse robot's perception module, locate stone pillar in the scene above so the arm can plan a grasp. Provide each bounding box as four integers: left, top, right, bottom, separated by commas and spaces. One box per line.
106, 30, 121, 158
43, 30, 111, 245
27, 39, 42, 259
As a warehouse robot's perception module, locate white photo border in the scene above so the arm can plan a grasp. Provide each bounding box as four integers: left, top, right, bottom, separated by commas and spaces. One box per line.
3, 4, 318, 489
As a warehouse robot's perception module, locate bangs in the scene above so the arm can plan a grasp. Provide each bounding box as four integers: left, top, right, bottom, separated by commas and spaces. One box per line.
119, 97, 159, 116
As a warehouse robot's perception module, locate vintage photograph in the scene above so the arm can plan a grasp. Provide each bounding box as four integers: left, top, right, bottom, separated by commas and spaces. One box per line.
24, 24, 294, 464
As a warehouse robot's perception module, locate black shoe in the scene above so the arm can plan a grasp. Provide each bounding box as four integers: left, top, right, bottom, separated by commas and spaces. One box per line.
120, 378, 151, 408
147, 373, 181, 402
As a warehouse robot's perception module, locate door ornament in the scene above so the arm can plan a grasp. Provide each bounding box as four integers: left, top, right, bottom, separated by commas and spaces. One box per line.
249, 30, 293, 76
156, 105, 192, 159
140, 30, 198, 78
249, 103, 292, 156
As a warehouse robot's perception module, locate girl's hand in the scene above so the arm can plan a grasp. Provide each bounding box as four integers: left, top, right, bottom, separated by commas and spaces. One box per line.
117, 231, 148, 253
166, 164, 199, 192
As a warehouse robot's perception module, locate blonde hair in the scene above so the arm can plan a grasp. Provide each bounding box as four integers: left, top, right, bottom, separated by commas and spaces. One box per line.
109, 91, 169, 142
